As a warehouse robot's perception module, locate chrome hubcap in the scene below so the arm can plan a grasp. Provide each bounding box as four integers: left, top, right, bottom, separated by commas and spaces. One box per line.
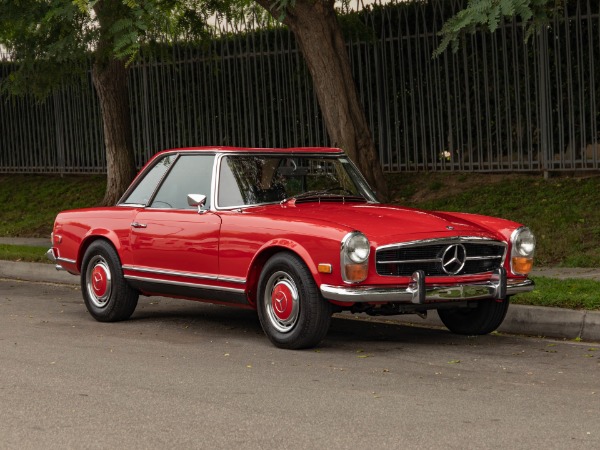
86, 255, 112, 308
264, 271, 299, 333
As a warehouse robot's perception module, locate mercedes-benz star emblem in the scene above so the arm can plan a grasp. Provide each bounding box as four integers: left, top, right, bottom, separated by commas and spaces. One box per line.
441, 244, 467, 275
274, 291, 287, 314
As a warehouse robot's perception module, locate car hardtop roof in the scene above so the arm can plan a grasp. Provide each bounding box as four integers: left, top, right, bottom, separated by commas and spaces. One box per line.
152, 146, 344, 157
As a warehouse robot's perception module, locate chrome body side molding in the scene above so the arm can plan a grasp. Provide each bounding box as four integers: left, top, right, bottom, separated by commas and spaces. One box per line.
122, 265, 247, 285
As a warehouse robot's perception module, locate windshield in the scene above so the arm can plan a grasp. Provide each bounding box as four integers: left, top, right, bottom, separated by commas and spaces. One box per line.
217, 154, 378, 208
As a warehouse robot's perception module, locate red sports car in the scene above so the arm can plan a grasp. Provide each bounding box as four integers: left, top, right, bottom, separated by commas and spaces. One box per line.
48, 147, 535, 349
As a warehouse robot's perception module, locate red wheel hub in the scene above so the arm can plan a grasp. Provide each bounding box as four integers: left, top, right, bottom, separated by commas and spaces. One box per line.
271, 283, 294, 321
91, 265, 108, 297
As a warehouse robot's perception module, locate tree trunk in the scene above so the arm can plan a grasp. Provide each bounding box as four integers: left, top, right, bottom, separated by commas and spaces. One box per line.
92, 0, 137, 206
255, 0, 388, 201
92, 59, 136, 205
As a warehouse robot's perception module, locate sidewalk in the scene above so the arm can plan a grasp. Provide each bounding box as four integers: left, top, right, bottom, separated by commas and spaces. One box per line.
0, 237, 50, 247
1, 237, 599, 342
531, 266, 600, 281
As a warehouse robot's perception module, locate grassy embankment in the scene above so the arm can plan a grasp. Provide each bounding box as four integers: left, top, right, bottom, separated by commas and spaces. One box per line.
1, 172, 599, 309
0, 174, 105, 262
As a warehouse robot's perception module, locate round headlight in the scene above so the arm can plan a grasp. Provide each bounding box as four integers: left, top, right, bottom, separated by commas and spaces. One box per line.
346, 233, 370, 263
514, 227, 536, 257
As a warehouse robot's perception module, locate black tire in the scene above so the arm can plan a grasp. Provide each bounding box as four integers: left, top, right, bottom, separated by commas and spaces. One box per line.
257, 252, 332, 349
81, 240, 139, 322
438, 297, 510, 335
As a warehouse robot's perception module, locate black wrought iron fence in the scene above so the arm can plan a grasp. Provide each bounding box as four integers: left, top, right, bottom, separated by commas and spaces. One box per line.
0, 0, 598, 174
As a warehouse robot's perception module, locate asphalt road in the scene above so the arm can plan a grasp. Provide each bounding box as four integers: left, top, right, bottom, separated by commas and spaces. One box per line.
1, 279, 599, 450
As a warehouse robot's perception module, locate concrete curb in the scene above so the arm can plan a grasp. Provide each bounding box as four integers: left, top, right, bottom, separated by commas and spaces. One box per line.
2, 260, 600, 343
0, 260, 78, 286
383, 306, 600, 342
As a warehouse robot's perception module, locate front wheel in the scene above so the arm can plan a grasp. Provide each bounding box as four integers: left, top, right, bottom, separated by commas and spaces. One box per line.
438, 297, 510, 335
81, 240, 139, 322
257, 252, 332, 349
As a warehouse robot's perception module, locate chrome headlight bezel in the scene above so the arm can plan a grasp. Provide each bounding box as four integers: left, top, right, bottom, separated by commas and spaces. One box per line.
344, 232, 370, 264
341, 231, 370, 283
510, 226, 536, 275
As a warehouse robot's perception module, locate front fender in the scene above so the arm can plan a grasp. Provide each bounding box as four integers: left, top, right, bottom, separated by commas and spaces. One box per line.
245, 239, 330, 308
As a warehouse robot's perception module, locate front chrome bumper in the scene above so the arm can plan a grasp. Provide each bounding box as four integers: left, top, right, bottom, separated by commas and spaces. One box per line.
320, 268, 534, 304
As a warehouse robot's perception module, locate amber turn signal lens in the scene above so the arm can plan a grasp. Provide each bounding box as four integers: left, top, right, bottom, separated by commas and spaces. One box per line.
344, 263, 368, 282
512, 257, 533, 275
318, 263, 333, 274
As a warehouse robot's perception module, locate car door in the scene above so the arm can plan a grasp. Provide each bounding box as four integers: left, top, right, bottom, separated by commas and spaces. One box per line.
128, 153, 221, 283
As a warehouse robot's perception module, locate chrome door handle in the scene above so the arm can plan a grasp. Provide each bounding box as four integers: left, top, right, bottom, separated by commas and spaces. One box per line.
131, 222, 147, 228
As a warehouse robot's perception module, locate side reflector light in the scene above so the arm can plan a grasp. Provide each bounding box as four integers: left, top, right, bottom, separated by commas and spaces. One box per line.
318, 263, 333, 274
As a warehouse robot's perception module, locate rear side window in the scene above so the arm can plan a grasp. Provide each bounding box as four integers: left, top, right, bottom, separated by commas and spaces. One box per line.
121, 155, 175, 205
150, 154, 215, 209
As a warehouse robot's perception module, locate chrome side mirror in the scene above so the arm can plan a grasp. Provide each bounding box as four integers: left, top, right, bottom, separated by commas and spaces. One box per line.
187, 194, 207, 214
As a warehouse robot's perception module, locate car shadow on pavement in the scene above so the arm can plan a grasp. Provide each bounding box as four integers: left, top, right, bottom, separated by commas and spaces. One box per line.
125, 296, 503, 349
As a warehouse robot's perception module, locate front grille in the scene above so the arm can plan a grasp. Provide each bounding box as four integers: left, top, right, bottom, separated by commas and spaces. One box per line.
376, 239, 506, 277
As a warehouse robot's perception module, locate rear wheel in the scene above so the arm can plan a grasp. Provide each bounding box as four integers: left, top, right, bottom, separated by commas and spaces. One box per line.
81, 240, 139, 322
438, 297, 510, 335
257, 252, 332, 349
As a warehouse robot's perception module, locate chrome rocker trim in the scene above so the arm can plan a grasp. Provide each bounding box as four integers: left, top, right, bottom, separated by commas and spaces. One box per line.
320, 268, 534, 304
124, 275, 245, 294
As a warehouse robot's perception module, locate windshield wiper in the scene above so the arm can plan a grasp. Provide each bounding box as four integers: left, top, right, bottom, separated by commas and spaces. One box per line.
280, 188, 365, 205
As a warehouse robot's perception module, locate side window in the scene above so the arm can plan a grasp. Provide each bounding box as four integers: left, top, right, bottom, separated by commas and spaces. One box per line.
150, 154, 215, 209
121, 155, 175, 205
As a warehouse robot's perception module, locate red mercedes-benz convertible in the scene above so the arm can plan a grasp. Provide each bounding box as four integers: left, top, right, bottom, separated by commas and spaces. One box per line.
48, 147, 535, 348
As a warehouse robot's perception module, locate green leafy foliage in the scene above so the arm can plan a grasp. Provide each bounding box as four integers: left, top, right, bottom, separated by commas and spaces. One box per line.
0, 0, 94, 97
263, 0, 296, 22
0, 0, 226, 98
434, 0, 560, 57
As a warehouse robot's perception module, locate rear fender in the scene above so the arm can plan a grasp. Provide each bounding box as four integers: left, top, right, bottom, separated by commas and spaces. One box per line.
77, 229, 123, 272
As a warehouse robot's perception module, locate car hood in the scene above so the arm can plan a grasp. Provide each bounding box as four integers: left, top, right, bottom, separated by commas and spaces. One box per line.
253, 202, 501, 246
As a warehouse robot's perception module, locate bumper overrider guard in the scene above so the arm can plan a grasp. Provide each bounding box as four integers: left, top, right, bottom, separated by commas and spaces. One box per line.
46, 248, 66, 271
320, 268, 534, 304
